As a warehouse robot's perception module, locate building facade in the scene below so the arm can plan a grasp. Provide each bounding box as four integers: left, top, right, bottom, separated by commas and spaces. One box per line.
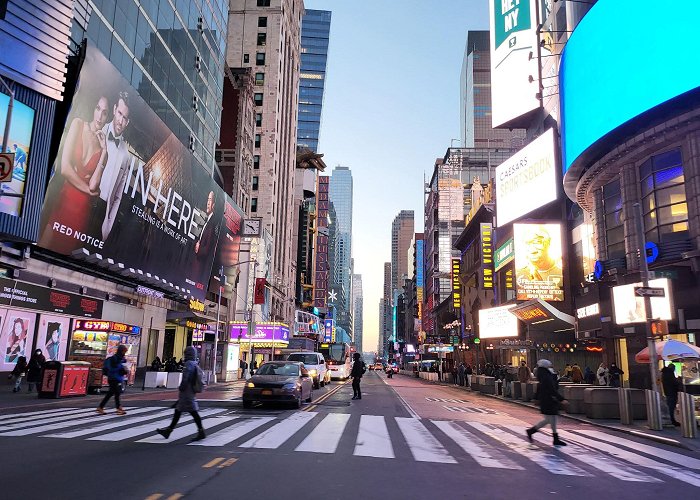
329, 165, 353, 333
352, 273, 363, 350
391, 210, 415, 293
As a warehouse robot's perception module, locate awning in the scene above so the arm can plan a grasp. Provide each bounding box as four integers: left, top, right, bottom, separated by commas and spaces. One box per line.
166, 308, 217, 324
508, 299, 575, 333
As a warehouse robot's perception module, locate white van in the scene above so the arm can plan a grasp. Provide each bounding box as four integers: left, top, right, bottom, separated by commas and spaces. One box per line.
286, 352, 330, 389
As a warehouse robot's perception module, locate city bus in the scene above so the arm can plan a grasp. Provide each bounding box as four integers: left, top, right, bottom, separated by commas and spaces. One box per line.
318, 342, 352, 380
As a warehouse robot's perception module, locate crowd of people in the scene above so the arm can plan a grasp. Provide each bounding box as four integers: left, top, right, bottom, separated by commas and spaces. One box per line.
150, 356, 186, 373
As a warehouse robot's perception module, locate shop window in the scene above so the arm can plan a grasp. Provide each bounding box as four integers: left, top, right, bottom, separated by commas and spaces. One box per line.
602, 178, 624, 259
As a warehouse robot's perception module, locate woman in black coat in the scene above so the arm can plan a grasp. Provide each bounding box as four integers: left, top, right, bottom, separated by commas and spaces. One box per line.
526, 359, 567, 446
26, 349, 46, 392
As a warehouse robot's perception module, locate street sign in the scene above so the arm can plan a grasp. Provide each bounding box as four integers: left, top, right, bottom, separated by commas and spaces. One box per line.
0, 153, 14, 183
634, 287, 665, 297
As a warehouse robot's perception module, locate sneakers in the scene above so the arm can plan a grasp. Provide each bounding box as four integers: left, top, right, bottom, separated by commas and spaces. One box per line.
191, 429, 206, 442
96, 407, 105, 415
526, 427, 536, 443
116, 407, 127, 416
552, 433, 567, 446
156, 427, 172, 439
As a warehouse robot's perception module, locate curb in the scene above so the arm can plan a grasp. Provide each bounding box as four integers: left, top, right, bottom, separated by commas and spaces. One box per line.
397, 373, 695, 451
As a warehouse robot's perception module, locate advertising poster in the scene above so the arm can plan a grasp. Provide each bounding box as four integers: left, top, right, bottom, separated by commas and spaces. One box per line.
209, 195, 244, 292
37, 46, 223, 300
0, 92, 35, 217
514, 223, 564, 302
0, 308, 36, 371
478, 305, 518, 339
36, 314, 70, 361
314, 175, 330, 308
612, 278, 672, 325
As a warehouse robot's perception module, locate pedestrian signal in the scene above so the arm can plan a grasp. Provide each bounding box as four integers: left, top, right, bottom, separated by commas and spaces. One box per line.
650, 320, 668, 336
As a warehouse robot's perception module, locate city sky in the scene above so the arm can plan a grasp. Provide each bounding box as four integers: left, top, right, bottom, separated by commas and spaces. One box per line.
304, 0, 490, 352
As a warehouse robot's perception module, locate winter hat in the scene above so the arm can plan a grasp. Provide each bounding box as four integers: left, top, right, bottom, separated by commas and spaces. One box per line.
537, 359, 552, 368
184, 346, 197, 361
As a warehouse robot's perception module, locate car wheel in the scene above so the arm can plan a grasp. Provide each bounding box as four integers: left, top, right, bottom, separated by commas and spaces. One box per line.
313, 379, 320, 390
243, 400, 253, 409
320, 379, 325, 387
294, 392, 302, 409
306, 388, 313, 403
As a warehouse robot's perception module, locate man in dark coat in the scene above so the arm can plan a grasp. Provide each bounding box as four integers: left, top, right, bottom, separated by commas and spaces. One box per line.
97, 345, 128, 415
350, 352, 365, 400
26, 349, 46, 392
661, 364, 681, 426
526, 359, 567, 446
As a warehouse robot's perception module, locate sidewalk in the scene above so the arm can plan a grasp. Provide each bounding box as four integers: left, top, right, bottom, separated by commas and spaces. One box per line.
399, 372, 700, 452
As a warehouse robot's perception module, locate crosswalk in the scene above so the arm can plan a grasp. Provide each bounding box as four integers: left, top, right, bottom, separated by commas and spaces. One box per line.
0, 406, 697, 486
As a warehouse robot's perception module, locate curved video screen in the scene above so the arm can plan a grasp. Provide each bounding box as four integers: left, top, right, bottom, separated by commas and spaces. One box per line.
560, 0, 700, 174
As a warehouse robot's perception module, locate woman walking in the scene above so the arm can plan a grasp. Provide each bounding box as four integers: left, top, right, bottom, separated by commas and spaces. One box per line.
26, 349, 46, 392
525, 359, 567, 446
10, 356, 28, 392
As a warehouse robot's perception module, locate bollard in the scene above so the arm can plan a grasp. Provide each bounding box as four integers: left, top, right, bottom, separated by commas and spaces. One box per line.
645, 389, 663, 430
679, 392, 697, 439
618, 387, 632, 425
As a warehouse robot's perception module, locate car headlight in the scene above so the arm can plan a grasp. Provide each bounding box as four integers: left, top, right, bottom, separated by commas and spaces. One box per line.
245, 382, 255, 388
308, 369, 318, 376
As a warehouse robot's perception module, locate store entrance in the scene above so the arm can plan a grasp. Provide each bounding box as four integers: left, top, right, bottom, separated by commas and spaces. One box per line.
163, 328, 176, 361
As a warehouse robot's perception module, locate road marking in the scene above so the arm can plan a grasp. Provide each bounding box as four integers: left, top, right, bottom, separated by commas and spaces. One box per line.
503, 425, 657, 482
396, 417, 456, 464
45, 408, 172, 438
577, 430, 700, 470
89, 408, 225, 441
0, 407, 80, 422
295, 413, 351, 453
0, 407, 138, 436
203, 457, 225, 468
4, 408, 102, 428
137, 416, 233, 443
166, 495, 183, 500
305, 381, 347, 411
442, 405, 497, 414
468, 423, 591, 477
378, 376, 419, 418
218, 458, 238, 468
432, 421, 523, 469
239, 411, 317, 449
144, 494, 163, 500
426, 397, 470, 404
189, 417, 273, 447
561, 430, 700, 488
354, 415, 394, 458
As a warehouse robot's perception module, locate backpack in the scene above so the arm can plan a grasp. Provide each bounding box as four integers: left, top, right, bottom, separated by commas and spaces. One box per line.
190, 364, 205, 393
102, 356, 111, 376
361, 361, 367, 375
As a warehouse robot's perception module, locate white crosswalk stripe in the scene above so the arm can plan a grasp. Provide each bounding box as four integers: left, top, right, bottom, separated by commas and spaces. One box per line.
3, 408, 100, 428
46, 408, 175, 439
239, 411, 316, 449
433, 420, 523, 469
189, 416, 275, 447
396, 417, 456, 464
137, 416, 235, 443
0, 408, 136, 436
0, 407, 80, 422
296, 413, 351, 453
354, 414, 394, 458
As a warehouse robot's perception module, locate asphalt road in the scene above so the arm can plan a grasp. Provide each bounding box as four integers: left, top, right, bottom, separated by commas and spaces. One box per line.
0, 372, 699, 500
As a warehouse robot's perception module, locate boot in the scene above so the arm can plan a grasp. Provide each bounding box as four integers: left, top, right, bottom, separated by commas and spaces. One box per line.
96, 407, 105, 415
156, 427, 172, 439
526, 427, 536, 443
191, 429, 206, 442
552, 433, 567, 446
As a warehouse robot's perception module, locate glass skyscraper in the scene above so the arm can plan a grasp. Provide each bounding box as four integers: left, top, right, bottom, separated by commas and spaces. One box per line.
329, 166, 353, 334
298, 9, 331, 152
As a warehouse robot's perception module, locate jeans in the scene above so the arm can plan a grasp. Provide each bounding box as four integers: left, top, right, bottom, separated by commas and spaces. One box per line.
352, 377, 361, 398
99, 379, 122, 409
532, 415, 558, 433
13, 375, 23, 390
168, 409, 203, 430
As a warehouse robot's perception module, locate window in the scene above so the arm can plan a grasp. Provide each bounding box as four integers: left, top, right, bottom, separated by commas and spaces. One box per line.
252, 176, 259, 190
257, 33, 267, 46
602, 178, 624, 259
255, 113, 262, 127
639, 149, 688, 243
251, 198, 258, 212
253, 155, 260, 169
256, 52, 265, 65
257, 0, 270, 6
258, 17, 267, 27
255, 72, 265, 86
255, 134, 261, 148
243, 54, 249, 63
254, 93, 263, 106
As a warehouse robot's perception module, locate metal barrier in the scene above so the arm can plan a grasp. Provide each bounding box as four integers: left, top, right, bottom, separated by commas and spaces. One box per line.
679, 392, 697, 439
645, 389, 663, 430
618, 388, 632, 425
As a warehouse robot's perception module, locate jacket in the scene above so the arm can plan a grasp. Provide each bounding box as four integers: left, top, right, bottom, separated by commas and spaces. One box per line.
535, 366, 564, 415
661, 366, 680, 397
571, 365, 584, 383
105, 354, 127, 382
517, 365, 531, 383
350, 359, 365, 378
27, 354, 46, 383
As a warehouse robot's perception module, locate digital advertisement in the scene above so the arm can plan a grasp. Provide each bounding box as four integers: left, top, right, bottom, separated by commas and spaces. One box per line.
612, 278, 673, 325
37, 46, 223, 300
0, 92, 35, 217
514, 223, 564, 302
478, 305, 519, 339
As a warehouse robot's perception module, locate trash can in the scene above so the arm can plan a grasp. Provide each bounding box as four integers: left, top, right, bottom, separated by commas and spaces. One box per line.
38, 361, 91, 399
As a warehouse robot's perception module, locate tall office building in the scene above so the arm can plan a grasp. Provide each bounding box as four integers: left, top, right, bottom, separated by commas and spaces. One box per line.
460, 31, 525, 149
228, 0, 304, 323
352, 274, 363, 350
329, 166, 353, 311
381, 261, 392, 356
298, 9, 331, 152
391, 211, 415, 293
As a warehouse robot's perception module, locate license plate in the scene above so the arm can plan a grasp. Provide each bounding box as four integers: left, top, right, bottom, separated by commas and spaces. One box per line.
262, 389, 272, 395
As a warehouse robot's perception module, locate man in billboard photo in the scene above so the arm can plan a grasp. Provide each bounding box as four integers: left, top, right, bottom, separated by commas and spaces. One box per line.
39, 96, 110, 253
193, 190, 218, 279
516, 225, 563, 286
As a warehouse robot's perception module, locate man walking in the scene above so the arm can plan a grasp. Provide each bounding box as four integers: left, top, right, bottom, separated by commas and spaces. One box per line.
661, 363, 681, 426
350, 352, 365, 400
97, 344, 128, 415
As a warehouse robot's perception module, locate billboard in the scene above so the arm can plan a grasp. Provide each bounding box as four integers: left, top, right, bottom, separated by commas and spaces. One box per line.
451, 258, 461, 309
560, 1, 700, 173
478, 305, 518, 339
0, 308, 36, 371
612, 278, 673, 325
313, 176, 330, 308
209, 195, 245, 292
494, 238, 514, 272
496, 129, 557, 226
229, 322, 290, 344
0, 93, 35, 217
480, 223, 494, 289
37, 47, 223, 300
489, 0, 539, 127
514, 223, 564, 301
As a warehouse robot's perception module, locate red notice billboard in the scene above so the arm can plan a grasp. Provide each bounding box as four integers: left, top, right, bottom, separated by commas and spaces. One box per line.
37, 47, 224, 299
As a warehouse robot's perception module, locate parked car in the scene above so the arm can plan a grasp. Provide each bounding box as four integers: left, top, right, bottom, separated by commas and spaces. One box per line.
286, 352, 330, 389
243, 361, 313, 409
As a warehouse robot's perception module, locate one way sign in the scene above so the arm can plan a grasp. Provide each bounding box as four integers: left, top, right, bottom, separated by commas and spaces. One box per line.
634, 287, 665, 297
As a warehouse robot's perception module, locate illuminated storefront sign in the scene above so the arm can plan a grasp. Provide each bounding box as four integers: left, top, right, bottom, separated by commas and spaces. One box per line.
479, 305, 518, 339
480, 223, 493, 289
229, 322, 290, 344
323, 318, 334, 343
189, 299, 205, 313
73, 320, 140, 334
505, 268, 514, 289
494, 238, 514, 272
314, 176, 330, 308
452, 258, 461, 309
510, 305, 549, 322
576, 303, 600, 319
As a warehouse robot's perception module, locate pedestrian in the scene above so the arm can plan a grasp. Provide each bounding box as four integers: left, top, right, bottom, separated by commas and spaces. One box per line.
661, 363, 681, 426
150, 356, 163, 372
350, 352, 366, 400
240, 358, 248, 378
571, 363, 583, 384
96, 345, 128, 415
608, 362, 624, 388
526, 359, 568, 446
563, 364, 573, 379
465, 364, 473, 388
157, 346, 206, 441
10, 356, 28, 393
26, 349, 46, 392
458, 362, 466, 387
596, 363, 609, 386
517, 361, 531, 384
452, 365, 458, 385
584, 366, 595, 384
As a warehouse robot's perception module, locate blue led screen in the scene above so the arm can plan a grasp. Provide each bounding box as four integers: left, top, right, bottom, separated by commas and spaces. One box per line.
560, 0, 700, 173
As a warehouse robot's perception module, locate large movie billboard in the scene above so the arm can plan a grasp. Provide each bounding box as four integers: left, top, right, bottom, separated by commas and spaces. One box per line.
37, 47, 222, 299
514, 223, 564, 302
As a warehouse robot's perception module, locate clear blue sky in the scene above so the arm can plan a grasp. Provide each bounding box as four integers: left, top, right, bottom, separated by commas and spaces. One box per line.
303, 0, 489, 352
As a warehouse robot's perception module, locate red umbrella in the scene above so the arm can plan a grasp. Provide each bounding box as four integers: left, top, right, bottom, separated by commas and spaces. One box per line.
634, 339, 700, 363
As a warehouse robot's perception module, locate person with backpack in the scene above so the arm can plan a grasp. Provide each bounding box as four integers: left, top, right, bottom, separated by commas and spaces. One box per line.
156, 346, 206, 441
10, 356, 28, 393
350, 352, 366, 400
26, 349, 46, 392
96, 345, 128, 415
